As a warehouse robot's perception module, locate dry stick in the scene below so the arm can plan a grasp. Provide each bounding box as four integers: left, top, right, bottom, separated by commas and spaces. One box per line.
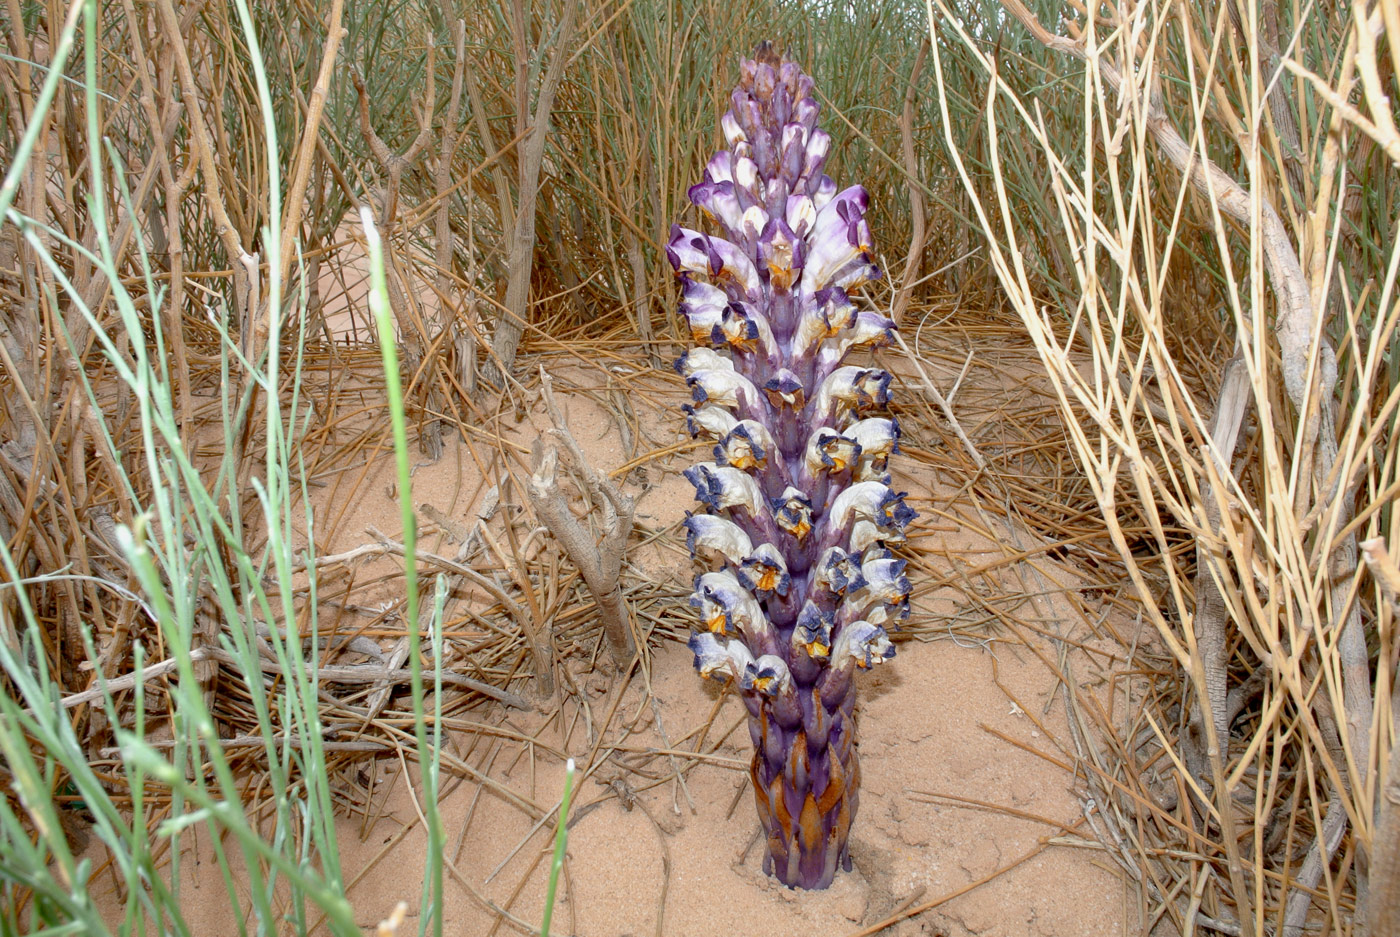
625, 231, 659, 367
891, 329, 986, 471
273, 0, 345, 297
153, 0, 254, 335
630, 794, 673, 937
388, 749, 556, 937
891, 37, 930, 329
481, 753, 612, 887
350, 47, 447, 450
526, 368, 638, 667
1223, 0, 1307, 204
908, 790, 1082, 835
433, 20, 474, 398
46, 644, 527, 712
98, 736, 388, 754
1184, 353, 1249, 788
351, 47, 435, 228
364, 525, 531, 628
482, 0, 580, 388
459, 36, 517, 240
69, 80, 182, 360
1285, 17, 1395, 933
116, 0, 194, 427
475, 519, 555, 698
1375, 701, 1400, 934
483, 844, 551, 937
1361, 536, 1400, 937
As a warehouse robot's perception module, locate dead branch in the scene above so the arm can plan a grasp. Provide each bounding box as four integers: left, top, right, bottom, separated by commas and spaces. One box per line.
525, 367, 637, 668
992, 4, 1375, 931
892, 38, 930, 328
275, 0, 347, 290
351, 44, 436, 228
481, 1, 580, 389
45, 644, 529, 712
1185, 353, 1249, 789
1374, 711, 1400, 937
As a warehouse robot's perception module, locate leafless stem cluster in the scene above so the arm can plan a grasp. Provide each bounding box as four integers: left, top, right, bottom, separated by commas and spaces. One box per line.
929, 0, 1398, 931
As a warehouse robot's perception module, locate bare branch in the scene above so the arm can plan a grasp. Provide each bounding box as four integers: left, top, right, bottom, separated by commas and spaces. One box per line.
482, 1, 580, 389
526, 368, 637, 667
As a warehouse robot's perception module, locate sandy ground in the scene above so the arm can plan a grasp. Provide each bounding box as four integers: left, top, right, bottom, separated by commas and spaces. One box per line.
83, 353, 1139, 936
158, 633, 1130, 937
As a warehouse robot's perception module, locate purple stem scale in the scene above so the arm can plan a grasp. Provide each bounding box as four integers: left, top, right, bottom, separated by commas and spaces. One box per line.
670, 43, 915, 890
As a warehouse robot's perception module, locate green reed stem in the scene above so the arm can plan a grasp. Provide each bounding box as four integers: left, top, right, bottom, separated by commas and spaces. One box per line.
539, 758, 576, 937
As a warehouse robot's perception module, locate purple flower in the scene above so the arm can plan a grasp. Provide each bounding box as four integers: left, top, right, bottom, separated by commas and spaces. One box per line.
832, 620, 895, 670
689, 631, 753, 681
715, 421, 775, 471
803, 428, 861, 476
815, 546, 866, 597
690, 570, 766, 640
683, 513, 753, 565
686, 366, 755, 409
683, 462, 766, 517
667, 225, 762, 298
812, 366, 893, 422
737, 543, 791, 596
682, 404, 738, 439
674, 347, 734, 377
669, 43, 915, 890
741, 655, 792, 696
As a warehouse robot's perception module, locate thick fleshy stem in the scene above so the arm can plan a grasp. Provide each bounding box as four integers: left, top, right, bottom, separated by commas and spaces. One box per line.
674, 43, 912, 889
745, 670, 859, 887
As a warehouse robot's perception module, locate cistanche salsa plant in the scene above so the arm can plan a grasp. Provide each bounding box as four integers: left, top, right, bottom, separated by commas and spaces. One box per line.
668, 43, 914, 890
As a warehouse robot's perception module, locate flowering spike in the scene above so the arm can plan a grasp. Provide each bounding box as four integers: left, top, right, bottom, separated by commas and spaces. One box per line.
671, 44, 915, 890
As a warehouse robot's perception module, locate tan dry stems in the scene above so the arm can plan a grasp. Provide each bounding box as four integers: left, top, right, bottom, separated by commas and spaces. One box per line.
928, 0, 1399, 933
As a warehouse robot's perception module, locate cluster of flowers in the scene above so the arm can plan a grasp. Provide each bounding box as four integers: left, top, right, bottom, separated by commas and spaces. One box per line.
668, 43, 915, 889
